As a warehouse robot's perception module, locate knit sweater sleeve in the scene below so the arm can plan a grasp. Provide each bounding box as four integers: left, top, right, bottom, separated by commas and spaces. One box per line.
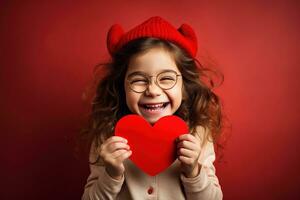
81, 143, 124, 200
180, 141, 223, 200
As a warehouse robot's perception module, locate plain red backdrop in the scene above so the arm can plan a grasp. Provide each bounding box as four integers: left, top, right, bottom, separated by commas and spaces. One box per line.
1, 1, 300, 199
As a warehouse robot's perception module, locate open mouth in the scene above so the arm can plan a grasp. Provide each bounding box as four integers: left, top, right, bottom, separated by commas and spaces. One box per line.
139, 102, 170, 112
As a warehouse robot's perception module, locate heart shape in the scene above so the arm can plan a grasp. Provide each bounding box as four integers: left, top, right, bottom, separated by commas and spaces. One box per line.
115, 114, 188, 176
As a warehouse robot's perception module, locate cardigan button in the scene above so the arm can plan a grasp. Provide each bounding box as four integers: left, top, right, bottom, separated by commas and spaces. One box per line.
147, 186, 154, 194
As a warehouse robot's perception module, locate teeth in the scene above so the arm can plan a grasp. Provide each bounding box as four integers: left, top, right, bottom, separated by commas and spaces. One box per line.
144, 103, 164, 108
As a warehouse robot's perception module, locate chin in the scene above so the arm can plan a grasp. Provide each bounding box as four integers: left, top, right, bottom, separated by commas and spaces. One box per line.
144, 113, 173, 125
146, 117, 159, 125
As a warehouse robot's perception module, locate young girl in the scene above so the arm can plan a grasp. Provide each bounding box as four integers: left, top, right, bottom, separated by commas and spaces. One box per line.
81, 16, 224, 200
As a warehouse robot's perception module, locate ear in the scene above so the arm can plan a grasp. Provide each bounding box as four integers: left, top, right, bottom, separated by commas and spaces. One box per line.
107, 24, 124, 56
177, 23, 198, 54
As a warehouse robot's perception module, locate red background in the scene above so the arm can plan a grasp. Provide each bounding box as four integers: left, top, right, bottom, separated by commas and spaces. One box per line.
1, 1, 300, 199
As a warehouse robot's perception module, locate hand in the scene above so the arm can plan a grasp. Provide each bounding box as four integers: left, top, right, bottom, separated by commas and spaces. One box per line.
176, 134, 202, 178
98, 136, 132, 180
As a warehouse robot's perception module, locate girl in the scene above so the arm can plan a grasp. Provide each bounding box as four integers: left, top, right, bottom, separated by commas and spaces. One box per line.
81, 16, 224, 200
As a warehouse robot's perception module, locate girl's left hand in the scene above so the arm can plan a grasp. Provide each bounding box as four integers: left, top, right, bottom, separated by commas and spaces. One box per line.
176, 134, 202, 178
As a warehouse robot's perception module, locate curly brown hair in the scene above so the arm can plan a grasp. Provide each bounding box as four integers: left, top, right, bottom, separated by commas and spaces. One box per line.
78, 37, 229, 164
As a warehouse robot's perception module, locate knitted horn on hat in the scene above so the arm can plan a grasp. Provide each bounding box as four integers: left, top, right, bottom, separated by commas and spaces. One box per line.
106, 16, 198, 58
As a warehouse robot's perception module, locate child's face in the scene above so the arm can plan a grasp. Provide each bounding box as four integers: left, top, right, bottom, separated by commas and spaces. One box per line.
124, 48, 183, 125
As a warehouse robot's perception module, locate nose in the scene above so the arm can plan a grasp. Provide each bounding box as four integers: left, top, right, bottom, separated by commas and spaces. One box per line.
145, 78, 162, 97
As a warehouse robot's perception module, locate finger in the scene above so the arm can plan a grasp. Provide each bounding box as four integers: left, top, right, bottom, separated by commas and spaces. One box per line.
178, 134, 196, 143
178, 155, 194, 165
177, 148, 197, 158
107, 142, 130, 152
106, 136, 128, 144
177, 140, 198, 151
103, 149, 131, 164
115, 150, 132, 162
101, 136, 128, 152
111, 149, 129, 158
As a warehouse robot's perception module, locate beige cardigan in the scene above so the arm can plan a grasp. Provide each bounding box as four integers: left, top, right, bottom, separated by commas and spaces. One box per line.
81, 139, 223, 200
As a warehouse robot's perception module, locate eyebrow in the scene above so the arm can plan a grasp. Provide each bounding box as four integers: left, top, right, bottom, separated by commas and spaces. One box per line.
127, 71, 147, 78
127, 69, 178, 78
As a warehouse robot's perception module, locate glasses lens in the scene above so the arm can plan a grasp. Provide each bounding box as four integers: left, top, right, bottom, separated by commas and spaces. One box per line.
128, 74, 148, 93
157, 71, 177, 89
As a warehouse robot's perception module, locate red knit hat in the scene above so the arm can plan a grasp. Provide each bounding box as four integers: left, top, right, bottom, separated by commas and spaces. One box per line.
107, 16, 198, 58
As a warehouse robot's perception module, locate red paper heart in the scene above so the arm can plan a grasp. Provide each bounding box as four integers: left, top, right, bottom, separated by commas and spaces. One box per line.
115, 114, 188, 176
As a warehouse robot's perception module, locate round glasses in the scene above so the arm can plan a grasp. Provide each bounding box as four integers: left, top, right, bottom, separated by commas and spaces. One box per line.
126, 70, 182, 93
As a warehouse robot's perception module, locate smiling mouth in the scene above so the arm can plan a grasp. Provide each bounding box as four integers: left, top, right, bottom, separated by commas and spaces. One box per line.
139, 102, 170, 111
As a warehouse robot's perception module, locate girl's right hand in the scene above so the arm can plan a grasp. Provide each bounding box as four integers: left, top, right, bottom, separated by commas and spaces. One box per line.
98, 136, 132, 180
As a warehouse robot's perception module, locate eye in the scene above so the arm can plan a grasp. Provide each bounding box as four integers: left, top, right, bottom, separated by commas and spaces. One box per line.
159, 76, 176, 83
130, 79, 148, 85
160, 76, 175, 81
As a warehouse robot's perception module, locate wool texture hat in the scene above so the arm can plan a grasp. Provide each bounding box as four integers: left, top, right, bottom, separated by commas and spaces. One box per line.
107, 16, 198, 58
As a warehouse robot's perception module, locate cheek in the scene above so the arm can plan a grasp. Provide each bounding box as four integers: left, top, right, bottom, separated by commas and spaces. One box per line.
175, 81, 184, 97
169, 84, 183, 105
125, 87, 139, 110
